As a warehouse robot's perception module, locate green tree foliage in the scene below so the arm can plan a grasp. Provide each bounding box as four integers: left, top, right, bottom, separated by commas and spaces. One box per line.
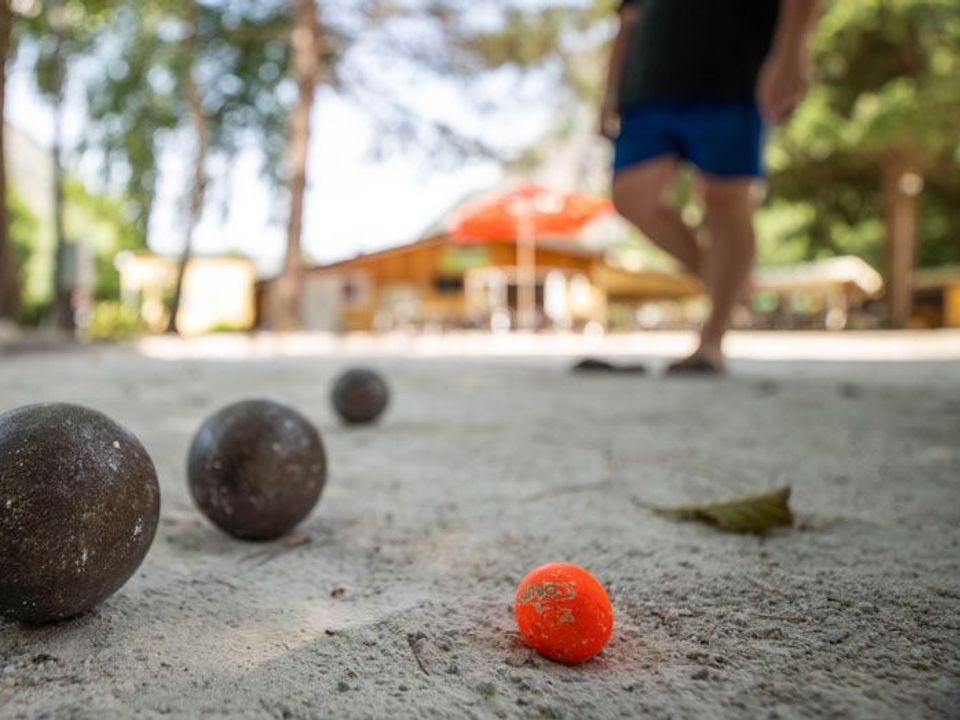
63, 177, 141, 301
8, 176, 141, 323
8, 188, 41, 320
80, 0, 297, 330
0, 1, 19, 321
763, 0, 960, 268
18, 1, 112, 97
83, 1, 293, 238
18, 0, 116, 329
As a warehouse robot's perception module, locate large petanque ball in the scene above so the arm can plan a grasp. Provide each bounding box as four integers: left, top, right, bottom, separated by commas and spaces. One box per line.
0, 403, 160, 625
187, 400, 326, 541
331, 369, 389, 424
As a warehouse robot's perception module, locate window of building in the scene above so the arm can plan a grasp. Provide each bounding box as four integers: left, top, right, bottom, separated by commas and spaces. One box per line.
433, 275, 464, 294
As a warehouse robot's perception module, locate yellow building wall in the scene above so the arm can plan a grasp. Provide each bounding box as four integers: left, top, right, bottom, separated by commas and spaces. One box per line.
945, 284, 960, 328
178, 260, 257, 335
119, 254, 256, 335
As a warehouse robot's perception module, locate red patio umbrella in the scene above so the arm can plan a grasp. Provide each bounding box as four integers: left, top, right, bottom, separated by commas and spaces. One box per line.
450, 184, 614, 329
452, 184, 614, 242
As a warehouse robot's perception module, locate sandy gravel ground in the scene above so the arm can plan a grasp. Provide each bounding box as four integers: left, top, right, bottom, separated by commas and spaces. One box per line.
1, 331, 959, 719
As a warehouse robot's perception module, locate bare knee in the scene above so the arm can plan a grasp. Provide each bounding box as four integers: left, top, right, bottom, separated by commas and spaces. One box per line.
612, 160, 677, 229
700, 180, 757, 253
700, 178, 756, 219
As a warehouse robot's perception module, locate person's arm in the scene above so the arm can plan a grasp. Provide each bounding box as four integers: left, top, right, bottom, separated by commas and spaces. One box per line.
756, 0, 821, 123
599, 2, 641, 140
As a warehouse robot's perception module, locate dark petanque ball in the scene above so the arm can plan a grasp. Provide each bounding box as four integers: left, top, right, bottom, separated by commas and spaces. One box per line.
187, 399, 326, 541
332, 369, 389, 424
0, 403, 160, 625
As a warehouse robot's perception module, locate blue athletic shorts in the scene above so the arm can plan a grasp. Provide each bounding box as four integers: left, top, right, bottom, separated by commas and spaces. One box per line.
613, 102, 766, 178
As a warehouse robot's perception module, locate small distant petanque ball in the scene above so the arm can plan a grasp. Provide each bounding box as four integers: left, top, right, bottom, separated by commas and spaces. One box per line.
331, 368, 389, 425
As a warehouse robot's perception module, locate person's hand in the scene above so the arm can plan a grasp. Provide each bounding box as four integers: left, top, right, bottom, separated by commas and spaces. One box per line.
598, 101, 620, 141
756, 49, 811, 123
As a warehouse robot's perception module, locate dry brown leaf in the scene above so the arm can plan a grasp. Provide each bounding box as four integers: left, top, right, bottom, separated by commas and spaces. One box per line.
653, 486, 793, 534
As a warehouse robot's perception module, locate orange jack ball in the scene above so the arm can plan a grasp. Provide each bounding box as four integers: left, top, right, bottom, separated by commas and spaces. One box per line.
514, 562, 614, 664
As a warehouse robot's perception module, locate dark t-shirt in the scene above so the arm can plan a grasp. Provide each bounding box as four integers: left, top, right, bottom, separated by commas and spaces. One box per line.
618, 0, 779, 110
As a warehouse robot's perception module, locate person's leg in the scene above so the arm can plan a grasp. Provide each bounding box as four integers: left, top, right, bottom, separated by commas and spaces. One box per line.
612, 158, 702, 277
665, 102, 764, 373
683, 176, 757, 369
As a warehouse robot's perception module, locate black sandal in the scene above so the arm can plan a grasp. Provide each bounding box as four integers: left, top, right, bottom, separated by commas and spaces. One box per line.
665, 356, 725, 376
572, 358, 648, 374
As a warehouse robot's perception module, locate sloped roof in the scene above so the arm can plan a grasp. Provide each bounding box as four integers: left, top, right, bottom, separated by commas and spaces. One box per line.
753, 256, 884, 297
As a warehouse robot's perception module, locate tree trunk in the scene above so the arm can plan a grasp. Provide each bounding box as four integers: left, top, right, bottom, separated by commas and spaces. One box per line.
882, 148, 923, 329
0, 3, 18, 321
166, 18, 208, 335
50, 29, 74, 333
274, 0, 321, 331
